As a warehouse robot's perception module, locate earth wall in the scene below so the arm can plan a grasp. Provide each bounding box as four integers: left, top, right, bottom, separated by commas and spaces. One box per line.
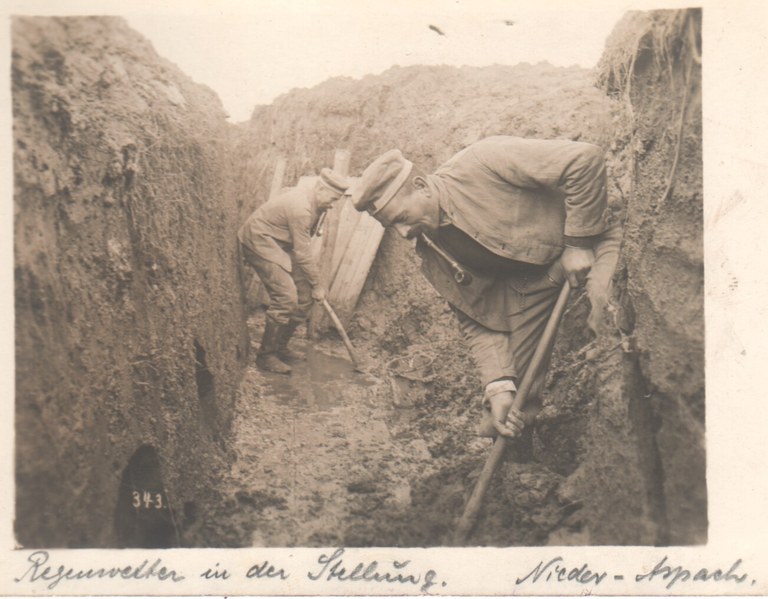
13, 16, 248, 547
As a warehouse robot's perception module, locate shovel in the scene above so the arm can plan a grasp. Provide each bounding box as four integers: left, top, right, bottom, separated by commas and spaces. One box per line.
320, 299, 365, 373
453, 281, 571, 545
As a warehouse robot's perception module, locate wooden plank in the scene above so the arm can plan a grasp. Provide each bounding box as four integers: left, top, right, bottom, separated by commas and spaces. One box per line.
330, 197, 364, 278
332, 149, 351, 178
309, 150, 350, 337
327, 212, 386, 325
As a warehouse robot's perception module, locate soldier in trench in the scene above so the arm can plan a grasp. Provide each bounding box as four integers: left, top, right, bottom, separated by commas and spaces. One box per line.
351, 136, 620, 446
239, 168, 350, 374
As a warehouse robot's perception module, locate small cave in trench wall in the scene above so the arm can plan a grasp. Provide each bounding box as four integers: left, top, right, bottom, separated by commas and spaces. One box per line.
114, 444, 179, 548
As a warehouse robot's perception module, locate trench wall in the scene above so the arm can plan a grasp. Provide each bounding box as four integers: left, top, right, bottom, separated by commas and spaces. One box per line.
13, 17, 248, 547
591, 8, 705, 544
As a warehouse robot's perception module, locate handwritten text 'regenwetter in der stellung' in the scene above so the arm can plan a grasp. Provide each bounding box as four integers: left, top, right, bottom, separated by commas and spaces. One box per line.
13, 548, 444, 592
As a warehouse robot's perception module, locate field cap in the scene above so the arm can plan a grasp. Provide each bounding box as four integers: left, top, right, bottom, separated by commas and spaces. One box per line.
350, 149, 413, 215
319, 168, 350, 194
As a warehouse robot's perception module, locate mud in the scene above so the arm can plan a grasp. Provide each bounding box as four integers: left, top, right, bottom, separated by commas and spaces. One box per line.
188, 313, 575, 547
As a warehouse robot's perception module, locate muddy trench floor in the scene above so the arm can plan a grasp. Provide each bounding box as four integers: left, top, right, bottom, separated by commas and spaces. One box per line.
195, 311, 578, 548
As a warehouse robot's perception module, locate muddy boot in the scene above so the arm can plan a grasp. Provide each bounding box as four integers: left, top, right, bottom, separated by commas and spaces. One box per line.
256, 319, 292, 374
276, 320, 304, 363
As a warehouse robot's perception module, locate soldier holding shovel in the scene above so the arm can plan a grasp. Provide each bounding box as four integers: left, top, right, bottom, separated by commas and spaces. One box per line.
239, 168, 350, 374
351, 136, 620, 447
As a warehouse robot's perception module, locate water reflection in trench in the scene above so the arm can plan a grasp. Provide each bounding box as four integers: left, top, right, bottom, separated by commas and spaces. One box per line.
258, 347, 376, 411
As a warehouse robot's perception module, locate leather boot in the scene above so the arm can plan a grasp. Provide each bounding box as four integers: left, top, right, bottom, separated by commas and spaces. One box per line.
276, 320, 304, 362
256, 319, 292, 374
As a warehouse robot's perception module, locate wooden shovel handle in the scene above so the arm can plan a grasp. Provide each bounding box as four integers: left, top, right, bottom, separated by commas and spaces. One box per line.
321, 299, 361, 370
453, 281, 571, 545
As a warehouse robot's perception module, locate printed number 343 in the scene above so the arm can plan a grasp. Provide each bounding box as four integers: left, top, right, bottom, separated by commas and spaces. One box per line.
132, 490, 164, 509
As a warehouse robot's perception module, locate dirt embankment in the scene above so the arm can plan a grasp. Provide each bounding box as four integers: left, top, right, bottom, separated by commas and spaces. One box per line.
13, 17, 247, 547
587, 8, 704, 544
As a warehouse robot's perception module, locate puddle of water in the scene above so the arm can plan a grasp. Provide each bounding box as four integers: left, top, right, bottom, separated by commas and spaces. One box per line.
259, 347, 375, 412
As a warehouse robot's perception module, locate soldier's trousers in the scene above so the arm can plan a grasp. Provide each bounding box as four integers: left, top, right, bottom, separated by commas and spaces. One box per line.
453, 263, 563, 393
454, 222, 622, 395
242, 243, 312, 325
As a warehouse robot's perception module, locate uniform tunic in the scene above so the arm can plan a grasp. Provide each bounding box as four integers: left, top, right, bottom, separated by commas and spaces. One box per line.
415, 136, 617, 395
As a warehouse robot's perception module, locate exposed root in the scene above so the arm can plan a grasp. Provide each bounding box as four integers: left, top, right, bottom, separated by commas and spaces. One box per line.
657, 53, 695, 209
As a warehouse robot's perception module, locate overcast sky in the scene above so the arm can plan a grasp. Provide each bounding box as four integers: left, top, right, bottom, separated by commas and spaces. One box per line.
121, 1, 630, 122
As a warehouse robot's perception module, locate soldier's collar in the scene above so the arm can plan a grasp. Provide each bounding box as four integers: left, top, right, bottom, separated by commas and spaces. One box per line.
437, 197, 452, 227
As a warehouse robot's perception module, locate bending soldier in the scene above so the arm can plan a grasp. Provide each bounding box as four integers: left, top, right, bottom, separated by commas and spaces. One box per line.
351, 136, 620, 443
239, 168, 350, 374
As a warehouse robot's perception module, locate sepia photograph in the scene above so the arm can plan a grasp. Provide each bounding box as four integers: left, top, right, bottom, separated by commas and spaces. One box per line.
2, 0, 767, 596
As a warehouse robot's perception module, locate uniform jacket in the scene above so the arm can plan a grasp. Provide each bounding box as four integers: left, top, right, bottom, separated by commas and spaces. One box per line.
238, 186, 322, 287
417, 136, 610, 332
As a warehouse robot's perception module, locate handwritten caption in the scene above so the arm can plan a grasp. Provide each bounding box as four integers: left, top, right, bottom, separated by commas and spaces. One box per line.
13, 549, 757, 592
13, 548, 443, 592
515, 555, 756, 590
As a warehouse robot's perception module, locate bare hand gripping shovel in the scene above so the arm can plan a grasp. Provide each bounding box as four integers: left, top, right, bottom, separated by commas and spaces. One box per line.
320, 298, 365, 373
453, 281, 571, 545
